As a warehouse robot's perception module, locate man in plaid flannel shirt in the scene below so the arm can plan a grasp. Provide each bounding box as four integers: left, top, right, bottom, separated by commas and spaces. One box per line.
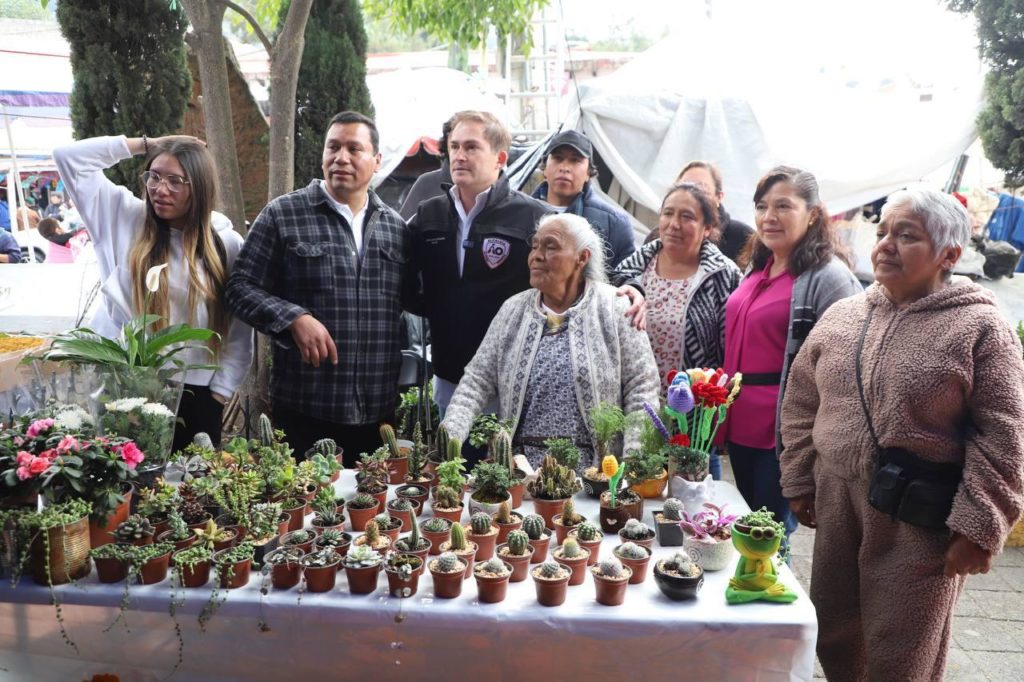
226, 111, 413, 465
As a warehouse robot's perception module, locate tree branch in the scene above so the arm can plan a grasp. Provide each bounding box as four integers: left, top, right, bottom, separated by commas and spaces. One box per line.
220, 0, 273, 54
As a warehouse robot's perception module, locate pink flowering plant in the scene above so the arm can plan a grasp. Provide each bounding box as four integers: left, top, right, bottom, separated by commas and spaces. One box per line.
679, 502, 739, 543
1, 410, 143, 521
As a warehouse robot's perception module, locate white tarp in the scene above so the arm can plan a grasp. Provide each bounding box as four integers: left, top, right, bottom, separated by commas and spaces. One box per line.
568, 0, 986, 225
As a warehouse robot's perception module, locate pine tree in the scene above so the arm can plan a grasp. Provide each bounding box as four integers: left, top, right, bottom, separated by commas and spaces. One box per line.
285, 0, 374, 187
56, 0, 191, 188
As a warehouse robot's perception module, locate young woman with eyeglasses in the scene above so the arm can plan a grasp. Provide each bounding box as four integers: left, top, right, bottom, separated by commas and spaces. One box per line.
53, 135, 253, 451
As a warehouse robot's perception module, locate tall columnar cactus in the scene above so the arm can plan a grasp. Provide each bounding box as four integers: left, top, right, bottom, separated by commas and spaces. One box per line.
364, 519, 380, 545
507, 530, 529, 556
380, 424, 400, 459
470, 512, 492, 535
446, 436, 462, 462
449, 520, 467, 551
663, 498, 684, 521
561, 538, 582, 559
314, 438, 338, 459
408, 511, 421, 547
258, 413, 274, 447
523, 514, 546, 540
538, 561, 562, 578
561, 498, 581, 525
576, 522, 600, 542
494, 501, 512, 525
598, 556, 625, 578
437, 551, 461, 573
492, 429, 514, 476
436, 425, 450, 460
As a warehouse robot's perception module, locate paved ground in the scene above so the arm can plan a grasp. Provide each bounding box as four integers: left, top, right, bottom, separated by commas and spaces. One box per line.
718, 458, 1024, 681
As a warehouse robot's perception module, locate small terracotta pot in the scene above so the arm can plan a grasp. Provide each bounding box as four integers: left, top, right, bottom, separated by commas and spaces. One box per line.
311, 519, 347, 536
344, 563, 382, 594
275, 513, 290, 537
212, 531, 237, 553
474, 562, 512, 603
496, 544, 535, 582
628, 469, 669, 499
552, 514, 585, 546
492, 513, 524, 545
528, 534, 551, 564
396, 484, 430, 513
269, 555, 304, 590
385, 556, 424, 597
614, 545, 652, 584
151, 516, 171, 539
138, 549, 172, 585
88, 486, 133, 549
422, 522, 453, 556
617, 529, 655, 551
395, 537, 432, 563
176, 559, 211, 588
553, 547, 591, 586
467, 526, 498, 561
567, 528, 602, 566
507, 473, 527, 509
439, 542, 477, 580
431, 505, 464, 525
599, 503, 640, 534
157, 530, 197, 553
186, 513, 214, 531
281, 500, 309, 532
367, 488, 389, 509
348, 502, 380, 532
429, 561, 466, 599
386, 456, 410, 485
533, 570, 570, 607
129, 534, 155, 547
280, 530, 317, 554
94, 556, 128, 583
215, 554, 252, 589
592, 568, 632, 606
302, 555, 341, 593
532, 497, 569, 530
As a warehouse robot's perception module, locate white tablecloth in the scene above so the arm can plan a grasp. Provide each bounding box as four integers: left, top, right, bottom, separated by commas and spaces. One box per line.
0, 472, 818, 681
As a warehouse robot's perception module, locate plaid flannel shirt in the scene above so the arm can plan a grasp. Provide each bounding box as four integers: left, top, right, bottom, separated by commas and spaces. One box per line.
225, 181, 413, 425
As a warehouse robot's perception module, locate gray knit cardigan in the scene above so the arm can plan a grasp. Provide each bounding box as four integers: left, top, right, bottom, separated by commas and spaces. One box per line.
442, 282, 661, 459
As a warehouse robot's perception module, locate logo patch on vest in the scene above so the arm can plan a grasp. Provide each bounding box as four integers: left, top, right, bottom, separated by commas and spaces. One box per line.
482, 238, 511, 269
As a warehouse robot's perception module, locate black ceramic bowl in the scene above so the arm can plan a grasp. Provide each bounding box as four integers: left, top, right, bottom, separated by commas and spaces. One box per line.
653, 563, 704, 600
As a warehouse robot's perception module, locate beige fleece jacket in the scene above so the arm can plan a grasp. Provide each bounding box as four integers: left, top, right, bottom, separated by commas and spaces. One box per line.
780, 280, 1024, 553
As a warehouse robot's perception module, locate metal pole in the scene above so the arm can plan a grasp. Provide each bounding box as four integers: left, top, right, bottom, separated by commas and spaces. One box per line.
1, 103, 34, 262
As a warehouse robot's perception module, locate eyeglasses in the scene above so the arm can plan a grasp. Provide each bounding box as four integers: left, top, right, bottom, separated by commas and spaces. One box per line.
141, 170, 190, 193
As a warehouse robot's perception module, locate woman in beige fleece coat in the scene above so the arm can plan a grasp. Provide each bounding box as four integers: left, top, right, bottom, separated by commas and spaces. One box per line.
443, 213, 660, 469
780, 189, 1024, 682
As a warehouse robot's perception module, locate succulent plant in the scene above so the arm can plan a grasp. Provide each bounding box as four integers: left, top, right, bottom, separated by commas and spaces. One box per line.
436, 551, 462, 573
258, 413, 274, 447
380, 424, 402, 459
446, 435, 462, 462
662, 550, 696, 575
538, 561, 563, 579
389, 498, 413, 512
620, 518, 651, 540
374, 512, 398, 530
111, 514, 154, 542
616, 541, 648, 560
492, 429, 515, 477
662, 498, 684, 521
506, 530, 529, 556
302, 548, 340, 568
317, 528, 348, 548
364, 519, 380, 545
192, 431, 214, 450
177, 483, 208, 525
526, 454, 582, 500
560, 498, 582, 526
470, 512, 492, 535
313, 438, 338, 458
449, 520, 467, 551
396, 513, 424, 551
560, 538, 582, 559
402, 485, 424, 497
283, 529, 314, 545
312, 487, 343, 526
433, 485, 461, 509
479, 557, 507, 574
436, 424, 450, 461
349, 493, 377, 509
493, 501, 513, 525
597, 557, 625, 578
575, 522, 600, 542
522, 514, 546, 540
266, 547, 304, 565
344, 544, 381, 568
165, 508, 190, 541
422, 517, 451, 533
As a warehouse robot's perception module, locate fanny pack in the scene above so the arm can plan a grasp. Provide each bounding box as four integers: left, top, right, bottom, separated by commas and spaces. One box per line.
855, 308, 962, 531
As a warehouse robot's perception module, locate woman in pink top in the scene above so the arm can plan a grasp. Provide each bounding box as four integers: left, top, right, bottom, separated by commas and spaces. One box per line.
723, 166, 861, 542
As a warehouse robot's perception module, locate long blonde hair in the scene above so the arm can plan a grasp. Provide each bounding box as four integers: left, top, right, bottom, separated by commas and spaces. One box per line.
129, 138, 229, 352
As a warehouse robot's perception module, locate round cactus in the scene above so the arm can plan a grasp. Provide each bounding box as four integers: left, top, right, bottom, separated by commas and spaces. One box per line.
506, 530, 529, 556
481, 557, 506, 574
662, 498, 684, 521
434, 485, 461, 509
449, 520, 467, 551
436, 551, 462, 573
390, 498, 412, 511
538, 561, 563, 579
350, 493, 377, 509
364, 520, 380, 544
575, 522, 600, 542
313, 438, 338, 458
373, 513, 393, 529
258, 413, 274, 446
423, 517, 451, 533
470, 512, 492, 535
561, 538, 582, 559
616, 541, 648, 560
598, 557, 625, 578
404, 485, 424, 496
192, 432, 214, 450
664, 550, 695, 574
621, 518, 651, 539
522, 514, 546, 540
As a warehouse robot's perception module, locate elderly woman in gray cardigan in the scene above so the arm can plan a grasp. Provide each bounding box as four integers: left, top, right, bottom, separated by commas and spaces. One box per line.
442, 213, 661, 470
781, 189, 1024, 682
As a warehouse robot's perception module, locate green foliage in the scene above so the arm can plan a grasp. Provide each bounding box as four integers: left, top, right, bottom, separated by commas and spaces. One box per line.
355, 449, 390, 492
396, 511, 423, 551
435, 458, 466, 492
469, 414, 514, 449
470, 512, 492, 535
522, 514, 546, 540
588, 403, 625, 459
389, 498, 412, 512
215, 540, 255, 566
506, 529, 529, 555
247, 502, 282, 540
55, 0, 191, 187
621, 449, 667, 485
422, 517, 451, 533
396, 385, 440, 440
448, 520, 467, 551
343, 544, 381, 568
470, 461, 512, 503
3, 0, 49, 20
316, 528, 348, 549
408, 422, 428, 479
445, 437, 463, 463
313, 438, 338, 458
491, 429, 516, 477
436, 424, 450, 462
349, 492, 377, 509
738, 507, 785, 537
543, 437, 581, 471
433, 484, 461, 509
137, 480, 177, 520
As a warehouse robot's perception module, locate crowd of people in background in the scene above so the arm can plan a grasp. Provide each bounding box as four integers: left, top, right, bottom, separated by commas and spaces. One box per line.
44, 109, 1024, 681
0, 180, 89, 264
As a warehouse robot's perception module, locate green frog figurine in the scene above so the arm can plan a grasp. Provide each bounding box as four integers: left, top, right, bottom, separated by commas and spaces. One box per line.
725, 507, 797, 605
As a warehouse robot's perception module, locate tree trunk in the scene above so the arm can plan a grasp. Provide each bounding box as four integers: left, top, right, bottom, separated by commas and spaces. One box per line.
267, 0, 313, 202
180, 0, 246, 235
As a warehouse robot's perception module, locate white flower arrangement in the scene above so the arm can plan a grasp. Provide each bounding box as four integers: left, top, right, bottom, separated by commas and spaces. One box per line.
141, 402, 175, 418
105, 397, 149, 413
53, 404, 93, 431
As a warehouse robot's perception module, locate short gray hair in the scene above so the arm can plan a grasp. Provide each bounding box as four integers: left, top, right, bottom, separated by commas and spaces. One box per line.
536, 212, 608, 283
880, 189, 971, 253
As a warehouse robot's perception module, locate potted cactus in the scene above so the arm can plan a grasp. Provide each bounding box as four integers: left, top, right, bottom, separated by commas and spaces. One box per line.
304, 437, 344, 465
617, 518, 656, 549
652, 497, 686, 546
613, 541, 652, 584
490, 501, 523, 545
567, 521, 602, 566
679, 502, 738, 572
496, 529, 535, 582
421, 517, 453, 556
522, 513, 551, 564
277, 495, 307, 533
301, 547, 342, 593
465, 512, 499, 561
653, 549, 704, 600
156, 509, 197, 552
371, 512, 402, 544
385, 552, 424, 597
347, 493, 380, 532
394, 512, 432, 561
394, 483, 429, 515
531, 560, 572, 607
111, 514, 155, 547
310, 487, 345, 534
526, 454, 582, 529
438, 520, 477, 579
353, 519, 393, 555
467, 460, 513, 517
342, 544, 382, 594
428, 551, 467, 599
403, 422, 435, 487
551, 498, 586, 545
591, 556, 632, 606
491, 429, 526, 508
430, 484, 465, 524
315, 528, 352, 558
264, 546, 305, 590
386, 497, 418, 531
552, 538, 591, 586
380, 424, 409, 484
474, 557, 513, 604
280, 529, 317, 554
214, 541, 255, 589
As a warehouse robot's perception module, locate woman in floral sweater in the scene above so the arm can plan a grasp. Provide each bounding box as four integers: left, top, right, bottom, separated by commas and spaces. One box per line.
780, 189, 1024, 681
